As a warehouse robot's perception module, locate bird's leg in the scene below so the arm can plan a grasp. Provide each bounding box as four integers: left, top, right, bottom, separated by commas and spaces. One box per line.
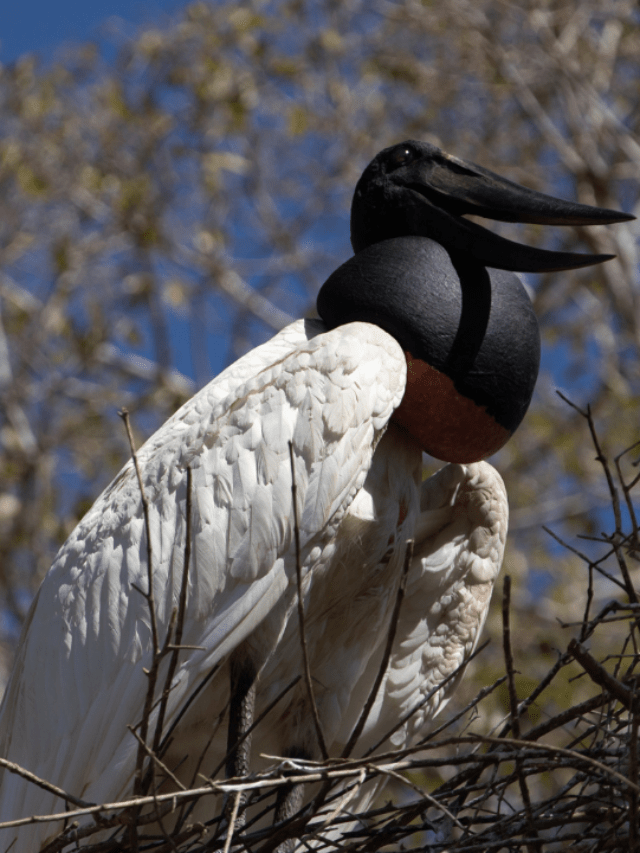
224, 649, 257, 829
273, 747, 310, 853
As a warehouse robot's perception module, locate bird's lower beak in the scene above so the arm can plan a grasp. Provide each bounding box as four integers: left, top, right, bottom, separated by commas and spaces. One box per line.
405, 151, 634, 272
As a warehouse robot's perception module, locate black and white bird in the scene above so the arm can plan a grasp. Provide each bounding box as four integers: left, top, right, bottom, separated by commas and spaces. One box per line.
0, 141, 631, 852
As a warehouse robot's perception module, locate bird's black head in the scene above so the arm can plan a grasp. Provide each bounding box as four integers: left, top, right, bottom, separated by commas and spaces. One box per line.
318, 140, 634, 461
351, 140, 634, 271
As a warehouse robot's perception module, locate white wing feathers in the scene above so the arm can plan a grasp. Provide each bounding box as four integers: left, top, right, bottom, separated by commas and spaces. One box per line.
356, 461, 508, 751
0, 319, 406, 850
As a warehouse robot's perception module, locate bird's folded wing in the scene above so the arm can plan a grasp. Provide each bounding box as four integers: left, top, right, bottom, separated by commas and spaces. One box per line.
0, 319, 406, 850
354, 461, 508, 751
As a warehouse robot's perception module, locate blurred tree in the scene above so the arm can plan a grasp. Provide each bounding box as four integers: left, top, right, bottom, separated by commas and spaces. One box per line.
0, 0, 638, 771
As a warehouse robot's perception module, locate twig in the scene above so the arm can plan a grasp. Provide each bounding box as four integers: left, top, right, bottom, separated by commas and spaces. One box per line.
39, 801, 178, 853
544, 525, 628, 597
502, 575, 539, 853
568, 638, 638, 711
0, 757, 92, 810
372, 763, 465, 831
341, 539, 413, 759
127, 725, 186, 792
467, 735, 640, 794
629, 701, 639, 852
154, 466, 193, 756
158, 663, 222, 757
556, 392, 623, 533
614, 440, 640, 551
523, 691, 613, 742
222, 791, 241, 853
502, 577, 520, 742
119, 408, 163, 853
118, 408, 160, 801
288, 440, 328, 760
556, 393, 639, 609
318, 767, 366, 830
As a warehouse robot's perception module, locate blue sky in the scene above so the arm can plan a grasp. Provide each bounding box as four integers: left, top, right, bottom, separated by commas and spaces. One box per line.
0, 0, 186, 64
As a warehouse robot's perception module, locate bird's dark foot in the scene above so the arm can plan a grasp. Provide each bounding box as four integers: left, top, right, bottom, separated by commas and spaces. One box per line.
224, 651, 257, 830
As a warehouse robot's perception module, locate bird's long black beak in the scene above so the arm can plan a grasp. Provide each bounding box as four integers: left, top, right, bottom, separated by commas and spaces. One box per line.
401, 148, 635, 272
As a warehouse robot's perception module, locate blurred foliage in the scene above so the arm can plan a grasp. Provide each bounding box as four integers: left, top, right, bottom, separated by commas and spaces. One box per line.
0, 0, 638, 812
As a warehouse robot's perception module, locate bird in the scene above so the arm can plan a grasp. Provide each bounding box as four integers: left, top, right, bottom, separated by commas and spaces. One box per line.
0, 140, 632, 852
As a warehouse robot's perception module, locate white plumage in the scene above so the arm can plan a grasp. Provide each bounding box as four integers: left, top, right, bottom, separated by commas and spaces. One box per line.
0, 317, 507, 852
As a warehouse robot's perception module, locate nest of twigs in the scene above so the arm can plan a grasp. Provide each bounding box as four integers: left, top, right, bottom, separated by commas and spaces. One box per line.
4, 403, 640, 853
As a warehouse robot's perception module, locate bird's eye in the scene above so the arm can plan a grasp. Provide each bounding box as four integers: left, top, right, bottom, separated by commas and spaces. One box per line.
388, 146, 415, 170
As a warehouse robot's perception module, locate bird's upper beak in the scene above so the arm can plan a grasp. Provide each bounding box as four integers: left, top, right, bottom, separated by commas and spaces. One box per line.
393, 148, 635, 272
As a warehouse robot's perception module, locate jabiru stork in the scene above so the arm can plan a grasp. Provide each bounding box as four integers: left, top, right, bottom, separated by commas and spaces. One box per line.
0, 140, 632, 852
